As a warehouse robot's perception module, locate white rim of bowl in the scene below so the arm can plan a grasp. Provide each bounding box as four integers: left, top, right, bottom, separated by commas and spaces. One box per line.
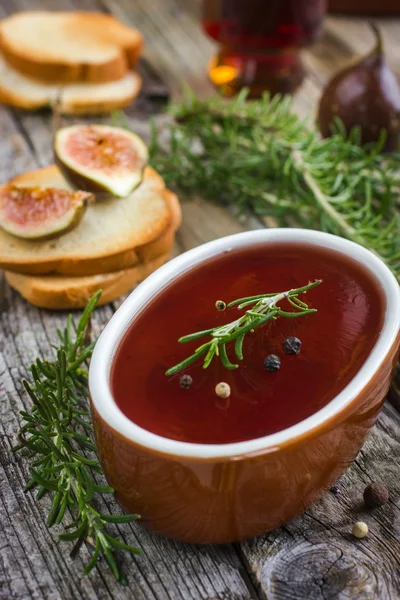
89, 229, 400, 460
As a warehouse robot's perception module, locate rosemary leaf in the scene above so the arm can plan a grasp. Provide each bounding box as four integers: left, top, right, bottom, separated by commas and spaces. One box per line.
166, 280, 321, 375
149, 90, 400, 283
13, 291, 141, 583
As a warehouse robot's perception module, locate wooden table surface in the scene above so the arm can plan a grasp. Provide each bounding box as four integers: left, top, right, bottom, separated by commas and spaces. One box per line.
1, 1, 400, 599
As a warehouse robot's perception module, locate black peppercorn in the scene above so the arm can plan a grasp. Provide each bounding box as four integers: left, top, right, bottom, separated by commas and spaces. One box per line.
363, 482, 389, 508
264, 354, 281, 372
283, 336, 302, 355
330, 485, 339, 495
215, 300, 226, 311
180, 374, 193, 390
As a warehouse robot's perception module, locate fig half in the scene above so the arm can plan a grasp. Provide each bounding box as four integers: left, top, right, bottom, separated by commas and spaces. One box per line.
0, 185, 93, 240
54, 125, 148, 198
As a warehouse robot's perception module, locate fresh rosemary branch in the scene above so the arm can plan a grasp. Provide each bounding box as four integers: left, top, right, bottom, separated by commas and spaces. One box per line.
13, 291, 141, 583
149, 89, 400, 282
166, 279, 321, 376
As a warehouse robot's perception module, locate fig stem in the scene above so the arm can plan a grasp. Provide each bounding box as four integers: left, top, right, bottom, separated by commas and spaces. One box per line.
369, 22, 383, 57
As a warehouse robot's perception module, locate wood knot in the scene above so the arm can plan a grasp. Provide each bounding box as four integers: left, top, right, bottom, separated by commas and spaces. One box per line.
261, 542, 385, 600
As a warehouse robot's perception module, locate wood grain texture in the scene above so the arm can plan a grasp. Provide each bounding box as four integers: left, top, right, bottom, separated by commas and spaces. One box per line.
239, 403, 400, 599
0, 113, 258, 600
0, 0, 399, 598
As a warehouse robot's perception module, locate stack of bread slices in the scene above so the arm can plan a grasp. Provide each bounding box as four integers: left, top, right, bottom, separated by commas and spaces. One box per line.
0, 126, 181, 309
0, 11, 144, 114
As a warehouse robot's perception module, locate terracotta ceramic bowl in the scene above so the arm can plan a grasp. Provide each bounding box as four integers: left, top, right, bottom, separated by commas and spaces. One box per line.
89, 229, 400, 544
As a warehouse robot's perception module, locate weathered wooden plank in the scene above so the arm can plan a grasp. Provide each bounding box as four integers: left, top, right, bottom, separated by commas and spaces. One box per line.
0, 0, 400, 599
0, 0, 262, 598
0, 107, 259, 599
100, 0, 216, 98
239, 403, 400, 599
325, 16, 400, 75
303, 16, 400, 98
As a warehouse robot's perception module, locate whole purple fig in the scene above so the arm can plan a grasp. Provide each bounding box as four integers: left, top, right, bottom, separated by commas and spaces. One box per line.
318, 24, 400, 152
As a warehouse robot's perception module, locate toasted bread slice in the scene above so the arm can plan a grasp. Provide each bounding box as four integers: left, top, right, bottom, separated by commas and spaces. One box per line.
0, 165, 181, 276
0, 53, 141, 114
136, 189, 180, 263
6, 252, 169, 310
0, 11, 143, 84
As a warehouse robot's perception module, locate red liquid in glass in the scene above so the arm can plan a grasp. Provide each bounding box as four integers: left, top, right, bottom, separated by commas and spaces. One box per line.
111, 243, 384, 445
203, 0, 325, 48
202, 0, 326, 96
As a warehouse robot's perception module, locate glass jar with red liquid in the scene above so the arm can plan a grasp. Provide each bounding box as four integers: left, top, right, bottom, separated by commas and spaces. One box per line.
202, 0, 326, 97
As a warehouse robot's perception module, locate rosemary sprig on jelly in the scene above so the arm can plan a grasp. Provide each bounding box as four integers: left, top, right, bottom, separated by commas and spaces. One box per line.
149, 89, 400, 282
13, 291, 141, 583
166, 279, 321, 376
